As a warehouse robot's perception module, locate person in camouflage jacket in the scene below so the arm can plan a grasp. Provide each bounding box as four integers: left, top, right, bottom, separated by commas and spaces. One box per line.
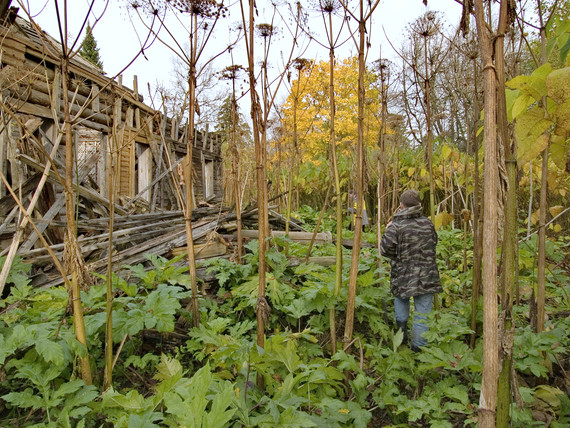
380, 189, 442, 351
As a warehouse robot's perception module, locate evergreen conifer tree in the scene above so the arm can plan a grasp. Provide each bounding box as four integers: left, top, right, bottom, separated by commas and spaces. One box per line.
79, 23, 103, 70
216, 95, 251, 144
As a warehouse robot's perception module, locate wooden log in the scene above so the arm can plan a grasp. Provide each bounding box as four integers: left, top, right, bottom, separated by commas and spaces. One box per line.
339, 238, 375, 249
236, 229, 332, 245
27, 74, 114, 119
5, 85, 112, 126
0, 29, 149, 111
7, 97, 110, 132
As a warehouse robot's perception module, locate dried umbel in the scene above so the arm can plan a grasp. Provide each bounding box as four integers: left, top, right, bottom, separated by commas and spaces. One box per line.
412, 11, 439, 38
292, 58, 311, 71
168, 0, 227, 18
316, 0, 340, 13
464, 37, 479, 60
372, 58, 391, 81
129, 0, 227, 18
129, 1, 161, 15
256, 23, 275, 38
220, 65, 245, 81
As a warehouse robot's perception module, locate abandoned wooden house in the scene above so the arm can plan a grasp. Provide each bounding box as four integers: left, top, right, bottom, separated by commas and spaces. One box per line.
0, 6, 232, 285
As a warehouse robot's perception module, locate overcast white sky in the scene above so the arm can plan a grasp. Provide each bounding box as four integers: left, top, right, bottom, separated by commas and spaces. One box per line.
26, 0, 462, 105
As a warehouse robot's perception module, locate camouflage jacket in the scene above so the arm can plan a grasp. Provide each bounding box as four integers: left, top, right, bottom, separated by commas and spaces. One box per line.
380, 205, 442, 298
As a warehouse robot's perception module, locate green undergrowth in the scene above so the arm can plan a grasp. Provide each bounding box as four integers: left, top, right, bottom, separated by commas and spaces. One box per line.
0, 226, 568, 427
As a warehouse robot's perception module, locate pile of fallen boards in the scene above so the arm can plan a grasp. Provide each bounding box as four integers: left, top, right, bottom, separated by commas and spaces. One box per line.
18, 204, 332, 288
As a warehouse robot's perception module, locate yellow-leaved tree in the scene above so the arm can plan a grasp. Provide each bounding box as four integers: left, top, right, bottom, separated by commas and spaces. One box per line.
273, 57, 382, 196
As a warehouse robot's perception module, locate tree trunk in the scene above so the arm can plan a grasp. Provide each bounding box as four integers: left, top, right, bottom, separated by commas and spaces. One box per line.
470, 53, 483, 349
424, 36, 436, 225
183, 13, 200, 328
104, 133, 117, 390
535, 1, 550, 334
242, 0, 268, 388
344, 0, 366, 342
495, 1, 516, 424
231, 92, 243, 264
377, 58, 387, 265
327, 10, 343, 354
474, 0, 500, 425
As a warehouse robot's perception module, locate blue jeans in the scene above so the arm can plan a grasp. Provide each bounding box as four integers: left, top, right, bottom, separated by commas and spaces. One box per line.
394, 293, 434, 348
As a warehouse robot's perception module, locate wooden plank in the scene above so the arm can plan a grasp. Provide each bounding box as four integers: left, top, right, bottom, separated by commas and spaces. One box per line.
148, 135, 181, 211
130, 156, 183, 206
0, 104, 6, 198
18, 153, 129, 215
0, 173, 41, 216
171, 240, 227, 259
118, 128, 135, 198
23, 223, 183, 265
20, 149, 102, 251
23, 217, 183, 258
88, 218, 217, 272
237, 230, 333, 245
0, 206, 20, 236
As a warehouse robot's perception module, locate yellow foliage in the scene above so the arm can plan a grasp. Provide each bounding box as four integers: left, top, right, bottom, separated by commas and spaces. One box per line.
276, 57, 383, 164
531, 209, 540, 225
441, 144, 452, 160
550, 134, 569, 170
532, 385, 565, 410
434, 211, 454, 230
549, 205, 564, 217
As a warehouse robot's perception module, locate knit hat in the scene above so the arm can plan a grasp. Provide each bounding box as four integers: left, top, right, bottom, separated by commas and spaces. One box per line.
400, 189, 421, 207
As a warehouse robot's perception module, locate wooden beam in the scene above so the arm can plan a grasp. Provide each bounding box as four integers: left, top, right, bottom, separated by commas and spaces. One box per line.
237, 230, 333, 244
18, 153, 129, 215
171, 240, 228, 259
